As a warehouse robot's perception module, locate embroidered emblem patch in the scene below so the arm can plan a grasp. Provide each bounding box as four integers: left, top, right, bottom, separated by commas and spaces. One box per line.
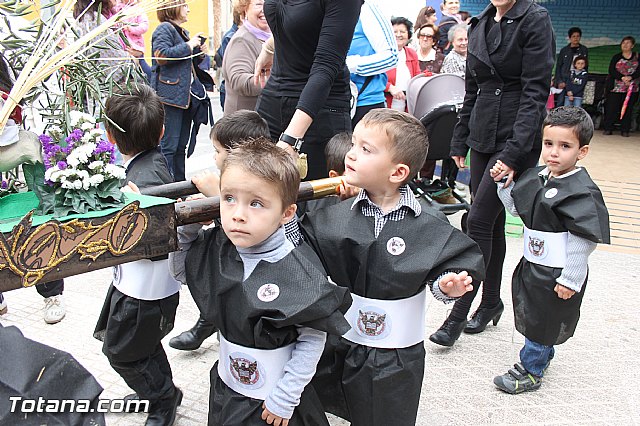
528, 236, 547, 259
545, 188, 558, 199
386, 237, 406, 255
257, 283, 280, 302
356, 307, 391, 340
228, 352, 265, 389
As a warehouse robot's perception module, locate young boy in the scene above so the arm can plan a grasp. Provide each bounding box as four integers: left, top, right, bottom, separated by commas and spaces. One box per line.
169, 109, 271, 351
300, 109, 485, 425
170, 139, 352, 425
93, 85, 183, 425
490, 106, 610, 394
564, 56, 588, 107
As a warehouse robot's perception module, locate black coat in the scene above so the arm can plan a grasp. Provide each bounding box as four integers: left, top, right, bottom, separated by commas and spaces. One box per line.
450, 0, 555, 173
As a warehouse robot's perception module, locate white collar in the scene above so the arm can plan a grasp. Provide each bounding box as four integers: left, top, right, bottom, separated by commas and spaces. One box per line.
538, 166, 582, 180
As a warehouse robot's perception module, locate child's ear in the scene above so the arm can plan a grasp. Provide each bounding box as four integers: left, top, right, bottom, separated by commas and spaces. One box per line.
328, 169, 339, 178
105, 130, 117, 145
280, 203, 297, 224
159, 125, 165, 141
389, 163, 410, 184
578, 145, 590, 160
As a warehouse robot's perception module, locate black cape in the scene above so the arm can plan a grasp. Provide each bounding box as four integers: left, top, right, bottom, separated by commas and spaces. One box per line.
511, 166, 610, 345
301, 199, 485, 425
0, 324, 105, 426
185, 227, 352, 426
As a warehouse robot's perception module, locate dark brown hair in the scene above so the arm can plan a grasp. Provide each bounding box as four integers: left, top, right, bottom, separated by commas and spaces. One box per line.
324, 132, 352, 175
210, 109, 270, 149
543, 106, 594, 147
104, 85, 165, 155
157, 0, 186, 23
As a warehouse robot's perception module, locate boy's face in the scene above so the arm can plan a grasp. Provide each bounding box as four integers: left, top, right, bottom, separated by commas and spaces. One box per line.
219, 165, 295, 248
345, 123, 404, 190
569, 32, 581, 46
212, 137, 228, 170
574, 59, 586, 70
541, 126, 589, 178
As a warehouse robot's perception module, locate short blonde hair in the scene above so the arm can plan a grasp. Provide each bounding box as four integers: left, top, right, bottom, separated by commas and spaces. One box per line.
232, 0, 251, 16
157, 0, 186, 23
221, 137, 300, 208
359, 109, 429, 183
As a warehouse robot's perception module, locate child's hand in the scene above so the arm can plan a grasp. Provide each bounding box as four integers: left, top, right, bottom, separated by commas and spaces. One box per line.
554, 284, 575, 300
120, 181, 141, 194
489, 161, 503, 180
438, 271, 473, 298
191, 171, 220, 197
261, 403, 289, 426
337, 178, 360, 200
492, 160, 515, 188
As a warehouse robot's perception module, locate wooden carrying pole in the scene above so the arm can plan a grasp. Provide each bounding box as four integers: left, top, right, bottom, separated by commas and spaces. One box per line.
0, 177, 343, 292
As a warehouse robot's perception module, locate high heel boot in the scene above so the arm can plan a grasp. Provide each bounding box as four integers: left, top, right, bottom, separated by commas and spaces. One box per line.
464, 300, 504, 334
428, 316, 467, 347
169, 316, 217, 351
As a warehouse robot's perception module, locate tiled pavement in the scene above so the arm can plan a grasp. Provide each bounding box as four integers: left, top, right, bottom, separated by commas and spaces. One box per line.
2, 95, 639, 424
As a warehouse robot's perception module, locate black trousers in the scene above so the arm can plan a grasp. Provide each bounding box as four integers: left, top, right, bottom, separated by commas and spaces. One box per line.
352, 102, 385, 129
256, 94, 351, 181
36, 279, 64, 298
98, 286, 179, 401
450, 149, 539, 321
603, 90, 639, 132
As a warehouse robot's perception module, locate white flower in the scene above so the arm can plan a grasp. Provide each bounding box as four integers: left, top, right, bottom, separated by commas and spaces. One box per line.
73, 180, 83, 190
89, 174, 105, 186
81, 122, 94, 131
61, 180, 75, 189
88, 161, 103, 170
105, 163, 126, 180
69, 111, 84, 127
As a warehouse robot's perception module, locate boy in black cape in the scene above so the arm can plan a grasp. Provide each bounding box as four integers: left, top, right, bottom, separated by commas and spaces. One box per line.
169, 139, 352, 425
93, 85, 183, 425
490, 106, 610, 394
300, 109, 485, 425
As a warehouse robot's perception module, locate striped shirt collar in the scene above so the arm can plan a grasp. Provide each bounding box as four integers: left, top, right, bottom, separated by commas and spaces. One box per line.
351, 184, 421, 216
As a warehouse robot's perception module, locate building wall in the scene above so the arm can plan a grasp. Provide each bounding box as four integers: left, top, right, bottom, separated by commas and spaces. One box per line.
425, 0, 640, 74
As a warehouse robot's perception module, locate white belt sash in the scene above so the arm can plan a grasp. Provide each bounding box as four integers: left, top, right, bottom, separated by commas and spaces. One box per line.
114, 259, 181, 300
218, 334, 295, 400
342, 289, 427, 349
523, 226, 568, 268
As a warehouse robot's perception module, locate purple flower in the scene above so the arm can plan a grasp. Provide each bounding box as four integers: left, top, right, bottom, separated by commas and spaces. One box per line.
1, 180, 7, 189
57, 161, 67, 170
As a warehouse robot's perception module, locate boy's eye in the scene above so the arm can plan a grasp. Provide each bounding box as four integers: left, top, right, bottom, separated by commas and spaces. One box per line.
362, 145, 370, 153
223, 194, 235, 203
562, 144, 570, 149
250, 200, 264, 208
543, 141, 552, 146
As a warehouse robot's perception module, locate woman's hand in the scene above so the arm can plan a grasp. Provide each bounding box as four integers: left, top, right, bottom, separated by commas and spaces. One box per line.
388, 85, 405, 100
188, 33, 205, 50
451, 155, 467, 169
254, 45, 274, 88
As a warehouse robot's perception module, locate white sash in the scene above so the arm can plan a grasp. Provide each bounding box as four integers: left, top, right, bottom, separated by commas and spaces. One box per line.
217, 334, 295, 400
342, 289, 427, 349
523, 226, 568, 268
114, 259, 181, 300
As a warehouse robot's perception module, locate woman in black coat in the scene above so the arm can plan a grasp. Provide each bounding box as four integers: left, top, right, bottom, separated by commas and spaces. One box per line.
429, 0, 555, 347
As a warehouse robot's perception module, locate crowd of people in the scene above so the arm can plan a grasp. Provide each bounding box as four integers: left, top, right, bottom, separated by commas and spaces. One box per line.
1, 0, 636, 425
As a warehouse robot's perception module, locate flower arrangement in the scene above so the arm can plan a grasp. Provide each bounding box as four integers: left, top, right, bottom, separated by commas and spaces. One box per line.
29, 111, 126, 217
0, 176, 19, 197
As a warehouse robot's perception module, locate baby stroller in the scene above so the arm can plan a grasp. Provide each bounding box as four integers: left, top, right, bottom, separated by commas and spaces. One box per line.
406, 73, 470, 215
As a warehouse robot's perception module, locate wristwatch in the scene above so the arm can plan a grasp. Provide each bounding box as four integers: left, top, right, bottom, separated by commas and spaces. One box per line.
278, 133, 304, 152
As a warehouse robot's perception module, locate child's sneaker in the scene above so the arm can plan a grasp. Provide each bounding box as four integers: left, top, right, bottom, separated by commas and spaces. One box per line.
493, 363, 542, 394
43, 295, 66, 324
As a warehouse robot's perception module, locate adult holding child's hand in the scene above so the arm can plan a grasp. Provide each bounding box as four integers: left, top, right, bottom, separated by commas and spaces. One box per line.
429, 0, 555, 348
254, 0, 363, 180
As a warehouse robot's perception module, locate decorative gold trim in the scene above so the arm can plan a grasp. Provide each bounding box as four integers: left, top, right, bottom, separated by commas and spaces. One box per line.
0, 201, 149, 287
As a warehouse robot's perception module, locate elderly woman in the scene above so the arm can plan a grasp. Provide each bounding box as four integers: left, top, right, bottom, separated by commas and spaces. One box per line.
441, 24, 468, 77
416, 23, 444, 73
385, 16, 421, 111
429, 0, 555, 348
603, 36, 639, 137
151, 0, 208, 181
221, 0, 270, 114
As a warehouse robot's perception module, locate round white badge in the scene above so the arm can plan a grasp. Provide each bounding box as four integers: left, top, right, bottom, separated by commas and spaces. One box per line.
257, 283, 280, 302
386, 237, 406, 255
545, 188, 558, 199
